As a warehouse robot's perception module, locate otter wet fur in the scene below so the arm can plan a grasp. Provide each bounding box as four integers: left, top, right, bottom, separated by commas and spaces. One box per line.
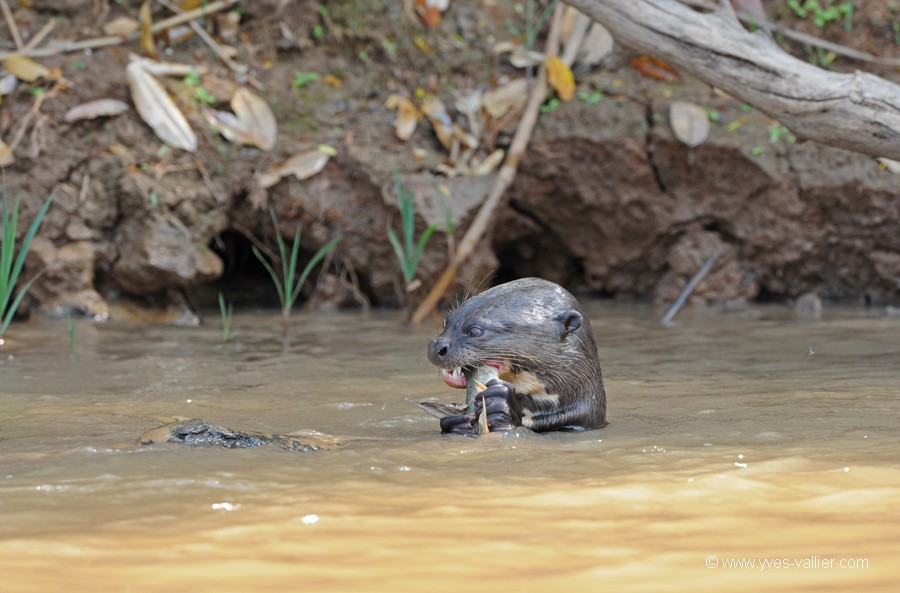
427, 277, 607, 435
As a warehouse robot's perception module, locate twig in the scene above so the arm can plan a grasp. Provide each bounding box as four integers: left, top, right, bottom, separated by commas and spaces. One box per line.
156, 0, 262, 90
681, 0, 900, 67
0, 0, 240, 60
0, 0, 23, 49
8, 84, 59, 152
23, 18, 56, 52
410, 3, 567, 324
661, 249, 727, 326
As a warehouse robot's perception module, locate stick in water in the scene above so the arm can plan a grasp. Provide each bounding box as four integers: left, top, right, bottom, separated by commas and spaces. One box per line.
661, 249, 727, 326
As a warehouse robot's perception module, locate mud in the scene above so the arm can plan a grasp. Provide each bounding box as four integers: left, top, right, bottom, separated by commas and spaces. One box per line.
2, 0, 898, 320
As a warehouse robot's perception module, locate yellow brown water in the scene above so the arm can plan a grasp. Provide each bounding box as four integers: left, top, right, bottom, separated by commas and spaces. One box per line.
0, 302, 897, 592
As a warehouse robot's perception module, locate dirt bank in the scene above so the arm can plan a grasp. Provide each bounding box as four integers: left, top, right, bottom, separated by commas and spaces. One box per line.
2, 0, 897, 323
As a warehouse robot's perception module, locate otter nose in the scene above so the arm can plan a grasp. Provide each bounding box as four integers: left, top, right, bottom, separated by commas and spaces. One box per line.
431, 337, 450, 359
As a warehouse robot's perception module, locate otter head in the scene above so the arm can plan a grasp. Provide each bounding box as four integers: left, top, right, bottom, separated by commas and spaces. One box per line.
426, 278, 589, 390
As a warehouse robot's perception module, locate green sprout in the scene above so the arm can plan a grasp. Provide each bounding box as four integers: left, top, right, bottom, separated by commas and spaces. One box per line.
67, 311, 76, 354
577, 90, 604, 106
218, 292, 234, 342
1, 184, 53, 340
292, 71, 320, 89
387, 171, 440, 288
252, 208, 340, 337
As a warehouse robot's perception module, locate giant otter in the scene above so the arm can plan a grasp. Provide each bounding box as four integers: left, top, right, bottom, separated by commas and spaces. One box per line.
426, 277, 607, 435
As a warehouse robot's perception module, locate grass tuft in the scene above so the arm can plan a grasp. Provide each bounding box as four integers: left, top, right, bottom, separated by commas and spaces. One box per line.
1, 183, 52, 340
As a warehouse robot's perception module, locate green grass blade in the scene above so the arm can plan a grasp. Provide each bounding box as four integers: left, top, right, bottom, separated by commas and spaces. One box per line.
387, 228, 411, 283
297, 235, 341, 289
252, 245, 286, 308
286, 223, 303, 307
8, 194, 53, 307
0, 269, 45, 337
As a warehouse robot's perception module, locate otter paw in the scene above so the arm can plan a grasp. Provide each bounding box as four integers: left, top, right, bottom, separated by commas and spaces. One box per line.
440, 414, 477, 436
474, 380, 522, 432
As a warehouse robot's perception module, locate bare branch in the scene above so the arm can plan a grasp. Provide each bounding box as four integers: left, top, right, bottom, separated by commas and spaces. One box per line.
564, 0, 900, 160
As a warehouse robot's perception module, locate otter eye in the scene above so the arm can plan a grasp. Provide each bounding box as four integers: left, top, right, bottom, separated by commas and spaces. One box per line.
466, 326, 483, 338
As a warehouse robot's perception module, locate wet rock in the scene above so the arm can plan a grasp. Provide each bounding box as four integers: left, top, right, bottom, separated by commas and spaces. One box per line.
138, 419, 343, 452
112, 215, 224, 295
795, 293, 823, 320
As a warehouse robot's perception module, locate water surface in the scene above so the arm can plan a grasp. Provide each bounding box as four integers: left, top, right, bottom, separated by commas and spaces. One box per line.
1, 302, 897, 592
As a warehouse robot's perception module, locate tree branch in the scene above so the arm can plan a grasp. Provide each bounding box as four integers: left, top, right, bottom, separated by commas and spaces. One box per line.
564, 0, 900, 160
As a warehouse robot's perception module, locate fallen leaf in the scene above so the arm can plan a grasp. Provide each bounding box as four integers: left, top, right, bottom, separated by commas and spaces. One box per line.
139, 1, 158, 59
322, 74, 343, 88
103, 16, 139, 37
669, 101, 710, 148
421, 96, 455, 150
64, 99, 130, 123
469, 149, 504, 175
202, 107, 257, 146
386, 94, 420, 141
126, 60, 197, 152
3, 55, 51, 82
482, 78, 528, 119
493, 41, 544, 68
0, 74, 17, 96
231, 87, 277, 151
578, 23, 614, 66
130, 56, 205, 77
546, 56, 575, 101
877, 157, 900, 174
630, 55, 681, 82
0, 139, 13, 167
257, 146, 334, 189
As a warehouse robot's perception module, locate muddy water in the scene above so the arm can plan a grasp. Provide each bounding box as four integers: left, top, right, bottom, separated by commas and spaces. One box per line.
0, 302, 897, 592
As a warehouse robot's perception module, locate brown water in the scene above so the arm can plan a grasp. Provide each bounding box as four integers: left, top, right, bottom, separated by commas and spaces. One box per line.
0, 302, 898, 592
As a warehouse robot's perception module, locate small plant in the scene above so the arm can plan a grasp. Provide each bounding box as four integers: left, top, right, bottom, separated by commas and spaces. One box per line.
387, 171, 440, 288
1, 185, 52, 341
292, 71, 320, 90
218, 292, 234, 341
787, 0, 854, 30
67, 311, 76, 354
253, 208, 340, 336
185, 70, 216, 105
577, 90, 604, 106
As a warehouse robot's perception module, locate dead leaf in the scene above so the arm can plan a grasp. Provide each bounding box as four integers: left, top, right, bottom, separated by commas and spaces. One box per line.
231, 87, 277, 151
578, 23, 614, 66
546, 56, 575, 101
386, 94, 420, 141
482, 78, 528, 119
493, 41, 545, 69
202, 107, 256, 146
0, 74, 17, 96
877, 157, 900, 174
126, 60, 197, 152
257, 146, 334, 189
468, 149, 505, 176
139, 1, 158, 59
103, 17, 139, 37
322, 74, 343, 88
421, 96, 455, 150
669, 101, 710, 148
0, 139, 13, 167
3, 55, 51, 82
64, 99, 130, 123
130, 56, 205, 77
630, 55, 681, 82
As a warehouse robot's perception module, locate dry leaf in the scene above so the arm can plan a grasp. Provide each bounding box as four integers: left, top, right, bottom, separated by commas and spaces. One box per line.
64, 99, 129, 123
257, 146, 333, 189
0, 74, 17, 96
202, 107, 256, 145
386, 94, 419, 141
469, 149, 504, 176
877, 157, 900, 174
493, 41, 544, 68
546, 56, 575, 101
139, 1, 158, 59
578, 23, 614, 66
130, 56, 205, 77
669, 101, 710, 148
421, 96, 455, 150
0, 139, 13, 167
126, 60, 197, 152
231, 87, 277, 151
103, 17, 139, 37
3, 55, 51, 82
630, 55, 681, 82
482, 78, 528, 119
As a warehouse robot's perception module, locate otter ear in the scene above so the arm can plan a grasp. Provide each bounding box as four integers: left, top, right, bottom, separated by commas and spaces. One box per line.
554, 310, 582, 337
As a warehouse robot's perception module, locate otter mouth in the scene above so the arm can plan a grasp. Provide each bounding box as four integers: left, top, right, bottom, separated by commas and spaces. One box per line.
441, 360, 504, 389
